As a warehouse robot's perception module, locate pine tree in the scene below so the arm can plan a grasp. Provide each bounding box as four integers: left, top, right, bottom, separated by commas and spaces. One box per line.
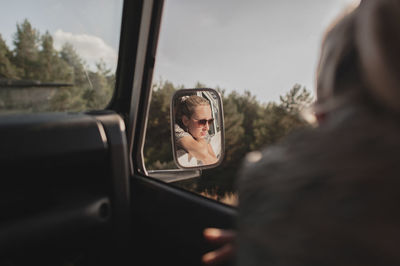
12, 19, 40, 80
83, 60, 113, 109
144, 80, 178, 169
0, 34, 17, 79
60, 42, 86, 85
279, 83, 314, 113
39, 31, 72, 82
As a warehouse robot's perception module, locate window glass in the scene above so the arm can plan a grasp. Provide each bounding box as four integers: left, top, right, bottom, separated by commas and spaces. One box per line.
0, 0, 123, 113
144, 0, 361, 206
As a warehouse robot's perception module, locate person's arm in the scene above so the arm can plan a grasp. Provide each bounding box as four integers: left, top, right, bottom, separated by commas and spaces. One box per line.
206, 143, 218, 164
178, 136, 217, 164
178, 135, 210, 162
208, 143, 217, 158
202, 228, 236, 266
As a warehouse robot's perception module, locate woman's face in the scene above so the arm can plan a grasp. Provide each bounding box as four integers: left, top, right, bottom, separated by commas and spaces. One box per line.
183, 104, 212, 140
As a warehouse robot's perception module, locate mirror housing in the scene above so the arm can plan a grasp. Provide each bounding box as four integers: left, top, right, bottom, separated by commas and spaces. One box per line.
170, 88, 225, 170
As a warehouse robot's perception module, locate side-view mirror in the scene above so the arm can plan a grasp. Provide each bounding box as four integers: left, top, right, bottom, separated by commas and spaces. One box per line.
171, 88, 225, 170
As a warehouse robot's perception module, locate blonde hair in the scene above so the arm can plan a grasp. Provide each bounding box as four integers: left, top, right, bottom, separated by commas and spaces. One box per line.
175, 95, 209, 129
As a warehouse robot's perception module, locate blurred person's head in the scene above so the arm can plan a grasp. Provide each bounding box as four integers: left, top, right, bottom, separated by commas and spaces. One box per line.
315, 0, 400, 123
355, 0, 400, 114
314, 4, 364, 122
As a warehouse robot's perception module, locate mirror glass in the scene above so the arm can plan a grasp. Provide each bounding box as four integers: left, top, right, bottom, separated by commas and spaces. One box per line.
171, 88, 224, 169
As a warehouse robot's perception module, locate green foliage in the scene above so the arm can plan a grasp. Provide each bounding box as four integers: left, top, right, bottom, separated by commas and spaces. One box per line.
144, 80, 178, 169
227, 90, 261, 154
144, 80, 315, 197
12, 19, 40, 79
39, 31, 72, 83
280, 83, 314, 113
60, 42, 87, 85
0, 19, 115, 113
144, 81, 313, 197
0, 34, 17, 79
220, 91, 245, 163
0, 19, 316, 200
84, 61, 114, 110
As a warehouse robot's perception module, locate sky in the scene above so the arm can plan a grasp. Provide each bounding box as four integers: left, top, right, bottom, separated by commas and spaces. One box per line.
0, 0, 359, 104
153, 0, 361, 103
0, 0, 123, 71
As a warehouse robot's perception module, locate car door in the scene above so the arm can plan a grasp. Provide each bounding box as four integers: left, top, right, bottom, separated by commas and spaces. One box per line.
0, 0, 236, 266
126, 1, 237, 265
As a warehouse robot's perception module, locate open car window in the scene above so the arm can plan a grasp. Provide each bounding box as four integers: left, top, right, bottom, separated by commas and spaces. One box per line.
143, 0, 361, 206
0, 0, 123, 114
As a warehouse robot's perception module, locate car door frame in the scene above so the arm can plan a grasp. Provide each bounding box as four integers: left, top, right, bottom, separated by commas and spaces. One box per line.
117, 0, 238, 265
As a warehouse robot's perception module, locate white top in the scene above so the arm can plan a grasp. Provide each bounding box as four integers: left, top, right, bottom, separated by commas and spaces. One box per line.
174, 124, 210, 167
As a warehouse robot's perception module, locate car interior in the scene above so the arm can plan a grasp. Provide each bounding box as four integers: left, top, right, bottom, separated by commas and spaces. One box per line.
0, 0, 236, 265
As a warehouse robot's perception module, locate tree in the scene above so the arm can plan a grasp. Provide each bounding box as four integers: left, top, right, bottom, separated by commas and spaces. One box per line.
252, 85, 313, 150
228, 90, 262, 153
144, 80, 178, 169
83, 60, 114, 110
12, 19, 40, 80
184, 85, 314, 197
0, 20, 116, 113
143, 80, 315, 197
60, 42, 87, 86
39, 31, 72, 82
0, 34, 17, 79
280, 83, 314, 113
197, 89, 246, 196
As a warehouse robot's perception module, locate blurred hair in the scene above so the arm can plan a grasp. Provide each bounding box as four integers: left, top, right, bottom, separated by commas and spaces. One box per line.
316, 0, 400, 116
355, 0, 400, 113
314, 6, 365, 115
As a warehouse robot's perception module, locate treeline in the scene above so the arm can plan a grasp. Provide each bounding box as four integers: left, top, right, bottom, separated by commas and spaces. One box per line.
144, 80, 314, 198
0, 19, 114, 112
1, 20, 314, 199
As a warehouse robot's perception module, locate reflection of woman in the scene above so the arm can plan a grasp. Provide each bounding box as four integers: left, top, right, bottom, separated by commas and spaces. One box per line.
175, 95, 218, 167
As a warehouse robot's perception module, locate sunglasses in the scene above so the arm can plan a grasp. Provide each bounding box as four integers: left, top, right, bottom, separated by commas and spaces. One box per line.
193, 118, 214, 126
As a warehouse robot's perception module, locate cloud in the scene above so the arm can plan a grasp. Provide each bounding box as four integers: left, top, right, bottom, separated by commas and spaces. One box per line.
53, 29, 118, 71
